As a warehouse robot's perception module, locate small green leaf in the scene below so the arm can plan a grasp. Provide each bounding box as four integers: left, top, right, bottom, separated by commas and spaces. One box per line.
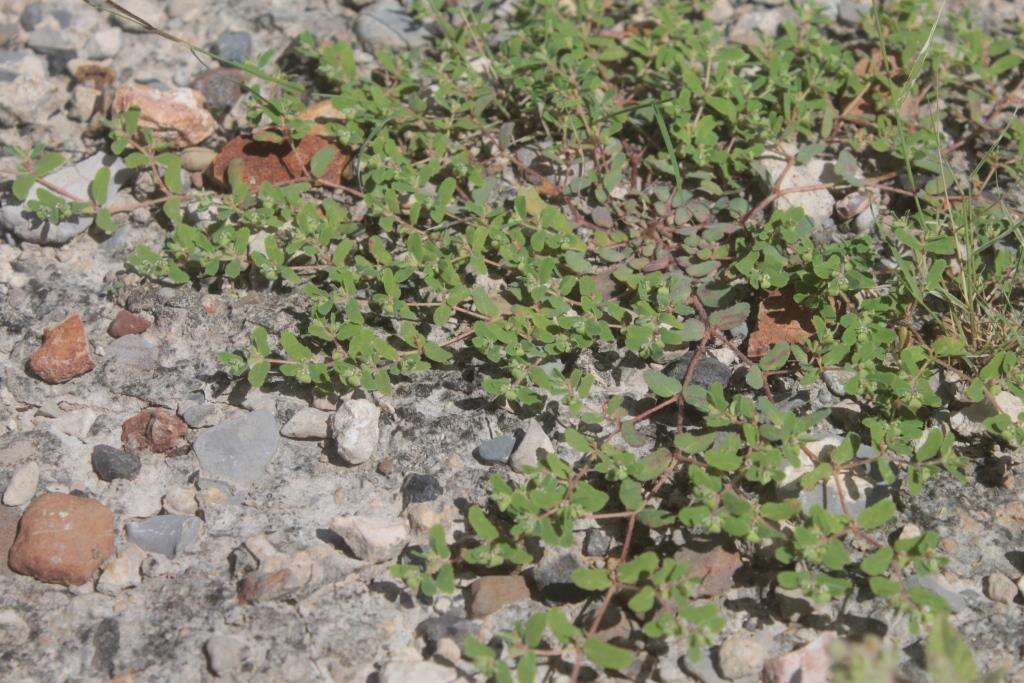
860, 546, 894, 576
248, 361, 270, 388
800, 463, 833, 491
90, 166, 110, 205
33, 152, 64, 176
468, 506, 499, 542
583, 638, 632, 670
868, 576, 900, 597
280, 330, 312, 361
643, 370, 682, 398
571, 568, 611, 591
309, 146, 336, 179
858, 498, 896, 530
94, 209, 117, 234
12, 174, 34, 202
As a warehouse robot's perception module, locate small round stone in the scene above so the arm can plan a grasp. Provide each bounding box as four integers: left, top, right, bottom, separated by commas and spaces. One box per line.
92, 445, 142, 481
717, 634, 767, 680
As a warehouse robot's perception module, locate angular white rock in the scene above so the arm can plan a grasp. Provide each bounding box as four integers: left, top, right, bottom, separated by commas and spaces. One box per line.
329, 515, 409, 562
331, 399, 381, 465
96, 543, 146, 595
50, 408, 97, 440
281, 407, 331, 440
2, 461, 39, 506
510, 419, 554, 473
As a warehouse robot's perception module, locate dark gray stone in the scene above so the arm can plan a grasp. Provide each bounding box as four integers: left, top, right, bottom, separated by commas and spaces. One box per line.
125, 515, 202, 558
213, 30, 252, 63
475, 433, 516, 465
402, 473, 442, 506
91, 618, 119, 676
416, 613, 481, 649
91, 445, 141, 482
194, 410, 279, 488
664, 351, 732, 389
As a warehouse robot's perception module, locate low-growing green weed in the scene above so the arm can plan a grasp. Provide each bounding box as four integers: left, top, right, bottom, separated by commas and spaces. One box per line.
7, 0, 1024, 678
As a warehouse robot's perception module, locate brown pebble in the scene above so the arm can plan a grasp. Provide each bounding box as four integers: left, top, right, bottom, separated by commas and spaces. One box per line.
121, 408, 188, 453
467, 575, 530, 618
29, 313, 95, 383
8, 493, 116, 586
237, 569, 293, 604
108, 309, 150, 338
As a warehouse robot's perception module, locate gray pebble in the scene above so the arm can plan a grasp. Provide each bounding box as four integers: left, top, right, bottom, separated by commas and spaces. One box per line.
532, 549, 587, 602
91, 445, 141, 482
476, 433, 516, 465
126, 515, 202, 557
26, 27, 77, 74
194, 410, 279, 488
212, 30, 252, 63
402, 473, 442, 506
20, 3, 45, 31
583, 528, 612, 557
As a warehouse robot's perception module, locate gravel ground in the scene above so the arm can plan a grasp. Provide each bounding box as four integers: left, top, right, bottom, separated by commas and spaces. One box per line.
2, 0, 1024, 681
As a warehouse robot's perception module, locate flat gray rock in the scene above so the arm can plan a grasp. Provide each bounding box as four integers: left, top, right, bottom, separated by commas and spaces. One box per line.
125, 515, 202, 558
355, 0, 430, 52
476, 433, 516, 464
194, 410, 279, 488
1, 152, 131, 245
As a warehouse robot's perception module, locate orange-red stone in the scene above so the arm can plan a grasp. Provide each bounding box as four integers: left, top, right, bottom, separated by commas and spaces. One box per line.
29, 313, 95, 383
8, 493, 116, 586
209, 133, 351, 190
